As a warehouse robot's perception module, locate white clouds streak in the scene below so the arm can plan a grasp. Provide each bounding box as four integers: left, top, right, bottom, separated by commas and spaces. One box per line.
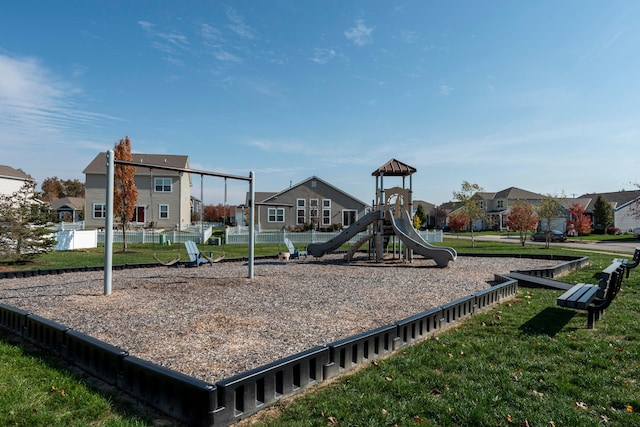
0, 54, 114, 142
138, 20, 190, 57
345, 19, 373, 46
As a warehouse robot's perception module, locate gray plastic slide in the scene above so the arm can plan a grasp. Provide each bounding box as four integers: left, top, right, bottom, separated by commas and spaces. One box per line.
387, 210, 457, 267
307, 210, 381, 258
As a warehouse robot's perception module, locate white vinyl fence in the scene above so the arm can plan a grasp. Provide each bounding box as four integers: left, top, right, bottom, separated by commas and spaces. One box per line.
97, 226, 213, 245
224, 228, 443, 245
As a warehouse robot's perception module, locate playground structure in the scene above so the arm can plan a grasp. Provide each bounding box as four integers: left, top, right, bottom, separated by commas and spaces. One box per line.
307, 159, 457, 267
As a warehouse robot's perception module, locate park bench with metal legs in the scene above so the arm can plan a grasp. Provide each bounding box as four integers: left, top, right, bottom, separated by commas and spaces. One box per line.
614, 247, 640, 278
557, 261, 624, 329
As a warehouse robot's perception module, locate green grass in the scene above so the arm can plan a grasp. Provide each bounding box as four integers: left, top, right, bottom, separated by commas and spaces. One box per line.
0, 333, 151, 427
251, 250, 640, 427
2, 238, 640, 425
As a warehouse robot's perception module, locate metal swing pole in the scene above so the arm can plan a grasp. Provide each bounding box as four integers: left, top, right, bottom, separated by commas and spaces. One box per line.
104, 150, 114, 296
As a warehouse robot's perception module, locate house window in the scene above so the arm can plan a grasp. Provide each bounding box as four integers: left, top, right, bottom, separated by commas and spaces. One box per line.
93, 203, 106, 219
159, 204, 169, 219
297, 199, 306, 225
154, 177, 172, 192
322, 199, 331, 226
343, 210, 356, 227
497, 200, 504, 209
309, 199, 319, 225
268, 207, 284, 222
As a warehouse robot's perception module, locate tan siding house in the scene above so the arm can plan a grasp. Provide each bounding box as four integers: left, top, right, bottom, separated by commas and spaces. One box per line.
253, 176, 369, 231
83, 153, 191, 230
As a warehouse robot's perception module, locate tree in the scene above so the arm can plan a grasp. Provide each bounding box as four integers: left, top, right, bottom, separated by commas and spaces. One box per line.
412, 212, 422, 229
40, 177, 85, 201
415, 205, 428, 228
452, 181, 485, 247
535, 194, 564, 249
506, 200, 538, 246
447, 210, 469, 236
433, 206, 448, 228
0, 181, 56, 262
592, 195, 613, 234
113, 136, 138, 252
567, 202, 592, 241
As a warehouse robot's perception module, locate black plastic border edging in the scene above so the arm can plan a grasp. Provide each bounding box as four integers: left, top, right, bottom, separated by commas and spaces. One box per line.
0, 256, 533, 426
214, 345, 329, 425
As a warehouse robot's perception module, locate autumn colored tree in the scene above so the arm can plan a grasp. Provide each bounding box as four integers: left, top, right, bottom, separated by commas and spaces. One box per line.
412, 212, 422, 229
113, 136, 138, 252
567, 202, 592, 241
447, 210, 470, 236
452, 181, 485, 247
506, 200, 538, 246
40, 177, 85, 201
203, 204, 231, 223
535, 194, 564, 249
415, 205, 428, 227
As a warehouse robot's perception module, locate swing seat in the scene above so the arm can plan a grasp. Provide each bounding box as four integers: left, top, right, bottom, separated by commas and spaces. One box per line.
154, 253, 180, 267
184, 241, 223, 266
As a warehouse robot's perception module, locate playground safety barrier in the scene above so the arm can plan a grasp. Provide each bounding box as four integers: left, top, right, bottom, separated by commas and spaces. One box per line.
0, 276, 518, 426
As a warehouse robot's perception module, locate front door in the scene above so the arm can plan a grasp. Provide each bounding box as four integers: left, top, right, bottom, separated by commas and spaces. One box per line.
134, 206, 145, 223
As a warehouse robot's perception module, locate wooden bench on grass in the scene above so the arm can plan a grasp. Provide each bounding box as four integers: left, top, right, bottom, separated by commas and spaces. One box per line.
614, 247, 640, 278
557, 261, 625, 329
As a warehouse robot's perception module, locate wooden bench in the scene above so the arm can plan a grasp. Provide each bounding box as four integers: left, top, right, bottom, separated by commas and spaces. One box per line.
614, 247, 640, 278
557, 261, 624, 329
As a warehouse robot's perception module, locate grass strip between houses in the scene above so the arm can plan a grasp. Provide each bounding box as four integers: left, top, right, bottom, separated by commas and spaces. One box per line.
1, 241, 639, 426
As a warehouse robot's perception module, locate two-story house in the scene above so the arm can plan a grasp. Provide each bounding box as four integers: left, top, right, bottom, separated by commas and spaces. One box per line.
83, 153, 192, 230
252, 176, 369, 231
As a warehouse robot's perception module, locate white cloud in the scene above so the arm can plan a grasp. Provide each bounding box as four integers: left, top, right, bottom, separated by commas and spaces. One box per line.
440, 84, 454, 96
0, 53, 118, 183
311, 48, 337, 64
138, 20, 190, 56
345, 19, 373, 46
225, 6, 256, 40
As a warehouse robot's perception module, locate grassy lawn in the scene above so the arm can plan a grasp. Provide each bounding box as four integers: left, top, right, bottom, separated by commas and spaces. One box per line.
1, 239, 639, 425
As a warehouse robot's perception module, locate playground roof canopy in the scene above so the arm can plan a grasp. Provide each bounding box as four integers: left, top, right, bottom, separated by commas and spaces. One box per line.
372, 158, 417, 177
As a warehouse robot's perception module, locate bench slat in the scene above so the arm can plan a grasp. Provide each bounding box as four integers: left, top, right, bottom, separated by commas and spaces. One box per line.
557, 284, 599, 309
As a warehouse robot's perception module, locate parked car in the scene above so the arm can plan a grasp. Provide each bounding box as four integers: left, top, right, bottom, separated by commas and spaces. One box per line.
634, 228, 640, 238
531, 230, 566, 242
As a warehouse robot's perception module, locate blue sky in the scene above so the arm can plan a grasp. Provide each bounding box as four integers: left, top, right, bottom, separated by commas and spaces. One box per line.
2, 1, 640, 206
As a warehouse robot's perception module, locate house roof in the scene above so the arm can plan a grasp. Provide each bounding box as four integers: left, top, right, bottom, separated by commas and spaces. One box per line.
260, 176, 369, 207
50, 197, 85, 211
0, 165, 34, 182
493, 186, 544, 200
371, 158, 416, 177
83, 152, 190, 176
414, 199, 435, 212
578, 190, 640, 210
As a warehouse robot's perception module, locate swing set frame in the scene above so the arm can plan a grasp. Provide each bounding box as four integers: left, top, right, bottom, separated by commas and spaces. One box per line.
103, 150, 256, 295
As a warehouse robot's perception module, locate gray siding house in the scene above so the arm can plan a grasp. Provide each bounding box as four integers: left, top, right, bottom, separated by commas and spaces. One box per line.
252, 176, 369, 232
83, 153, 192, 230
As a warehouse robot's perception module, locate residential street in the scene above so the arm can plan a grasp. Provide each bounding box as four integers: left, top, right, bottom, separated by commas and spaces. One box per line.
447, 233, 640, 255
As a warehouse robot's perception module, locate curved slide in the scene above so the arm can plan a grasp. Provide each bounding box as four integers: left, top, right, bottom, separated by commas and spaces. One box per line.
307, 210, 381, 258
387, 210, 457, 268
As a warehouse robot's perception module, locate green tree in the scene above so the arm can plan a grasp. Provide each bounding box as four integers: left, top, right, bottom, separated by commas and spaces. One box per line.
592, 195, 613, 233
0, 181, 56, 262
535, 194, 564, 249
452, 181, 485, 247
415, 204, 428, 226
113, 136, 138, 252
506, 200, 538, 246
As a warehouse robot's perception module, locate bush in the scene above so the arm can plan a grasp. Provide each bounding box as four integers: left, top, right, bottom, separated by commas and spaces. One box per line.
607, 226, 621, 235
